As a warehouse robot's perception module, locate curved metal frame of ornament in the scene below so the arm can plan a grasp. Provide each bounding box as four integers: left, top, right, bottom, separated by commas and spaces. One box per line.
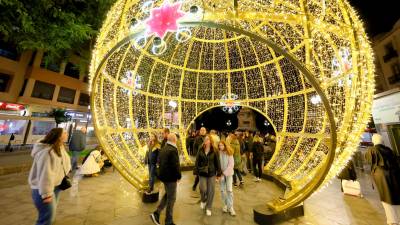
91, 21, 337, 213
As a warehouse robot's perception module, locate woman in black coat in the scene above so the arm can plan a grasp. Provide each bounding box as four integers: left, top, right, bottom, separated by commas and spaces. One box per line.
365, 134, 400, 225
195, 134, 221, 216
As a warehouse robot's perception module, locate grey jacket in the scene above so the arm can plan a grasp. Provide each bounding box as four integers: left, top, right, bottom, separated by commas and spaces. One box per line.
69, 130, 86, 152
28, 143, 71, 199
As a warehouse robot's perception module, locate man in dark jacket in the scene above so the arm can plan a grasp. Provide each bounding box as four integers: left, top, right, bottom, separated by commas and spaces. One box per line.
69, 127, 87, 171
161, 128, 170, 149
151, 133, 181, 225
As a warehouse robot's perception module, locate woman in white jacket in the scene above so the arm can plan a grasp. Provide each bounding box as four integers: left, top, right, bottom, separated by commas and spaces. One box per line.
28, 128, 71, 225
218, 140, 236, 216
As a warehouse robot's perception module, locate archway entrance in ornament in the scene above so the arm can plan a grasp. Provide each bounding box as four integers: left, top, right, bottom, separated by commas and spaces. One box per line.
90, 0, 374, 214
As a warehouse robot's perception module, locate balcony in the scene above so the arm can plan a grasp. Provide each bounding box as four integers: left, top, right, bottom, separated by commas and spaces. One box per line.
383, 50, 398, 63
388, 73, 400, 85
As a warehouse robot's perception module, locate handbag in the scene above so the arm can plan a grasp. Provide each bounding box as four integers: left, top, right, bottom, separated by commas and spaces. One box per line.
59, 159, 72, 190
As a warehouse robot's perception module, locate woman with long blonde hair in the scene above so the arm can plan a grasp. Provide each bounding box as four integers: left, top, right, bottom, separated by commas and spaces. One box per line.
218, 140, 236, 216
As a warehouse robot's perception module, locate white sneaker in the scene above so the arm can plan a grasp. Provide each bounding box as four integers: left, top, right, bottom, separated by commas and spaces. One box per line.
229, 208, 236, 216
257, 177, 262, 182
206, 209, 212, 216
200, 202, 206, 210
222, 205, 228, 213
253, 177, 258, 182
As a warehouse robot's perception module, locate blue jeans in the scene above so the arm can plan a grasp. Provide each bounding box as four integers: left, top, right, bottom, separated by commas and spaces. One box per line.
220, 175, 234, 209
71, 151, 80, 171
31, 187, 61, 225
148, 164, 156, 191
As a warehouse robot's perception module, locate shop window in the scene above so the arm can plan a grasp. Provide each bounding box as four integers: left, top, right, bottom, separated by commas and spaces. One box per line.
0, 120, 27, 135
57, 87, 76, 104
31, 121, 56, 135
78, 93, 90, 106
31, 81, 55, 100
64, 62, 80, 79
0, 73, 12, 92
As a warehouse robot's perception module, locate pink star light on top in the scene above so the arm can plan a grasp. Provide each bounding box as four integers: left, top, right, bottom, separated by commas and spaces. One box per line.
146, 2, 185, 38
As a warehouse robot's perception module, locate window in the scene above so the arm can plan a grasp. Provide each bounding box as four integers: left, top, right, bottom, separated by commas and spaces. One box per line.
385, 42, 395, 53
57, 87, 76, 104
0, 120, 27, 135
391, 63, 400, 75
40, 52, 60, 72
0, 40, 18, 60
31, 81, 55, 100
19, 79, 28, 96
383, 42, 398, 63
28, 51, 36, 66
0, 73, 12, 92
31, 121, 56, 135
64, 62, 80, 79
78, 93, 90, 106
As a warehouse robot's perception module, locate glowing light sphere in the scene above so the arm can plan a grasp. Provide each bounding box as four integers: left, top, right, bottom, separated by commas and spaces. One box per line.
89, 0, 375, 212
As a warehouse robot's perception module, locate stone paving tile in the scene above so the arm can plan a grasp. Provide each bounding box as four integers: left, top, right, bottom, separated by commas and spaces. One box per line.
0, 169, 389, 225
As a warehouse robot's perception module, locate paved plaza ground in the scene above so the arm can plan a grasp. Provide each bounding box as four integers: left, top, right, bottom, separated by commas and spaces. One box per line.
0, 166, 390, 225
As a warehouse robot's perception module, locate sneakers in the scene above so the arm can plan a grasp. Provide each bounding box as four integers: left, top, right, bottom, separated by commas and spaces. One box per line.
206, 209, 212, 216
150, 211, 160, 225
234, 183, 238, 187
253, 177, 259, 182
257, 177, 262, 182
229, 208, 236, 216
222, 205, 228, 213
200, 202, 206, 210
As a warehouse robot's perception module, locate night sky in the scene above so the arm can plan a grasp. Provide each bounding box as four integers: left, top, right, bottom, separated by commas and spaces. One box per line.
348, 0, 399, 37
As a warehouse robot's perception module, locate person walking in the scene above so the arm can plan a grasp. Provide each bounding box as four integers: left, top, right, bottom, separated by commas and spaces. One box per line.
145, 133, 161, 194
29, 128, 71, 225
210, 130, 220, 150
218, 140, 236, 216
227, 133, 243, 187
251, 135, 264, 182
69, 127, 87, 171
150, 133, 181, 225
160, 128, 170, 149
192, 127, 207, 191
244, 131, 253, 174
195, 135, 221, 216
365, 134, 400, 225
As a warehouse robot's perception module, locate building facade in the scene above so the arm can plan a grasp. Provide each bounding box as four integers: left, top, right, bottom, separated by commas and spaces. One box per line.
0, 41, 94, 146
373, 19, 400, 93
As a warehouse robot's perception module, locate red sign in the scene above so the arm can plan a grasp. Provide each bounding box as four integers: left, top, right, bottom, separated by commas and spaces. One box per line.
0, 102, 25, 111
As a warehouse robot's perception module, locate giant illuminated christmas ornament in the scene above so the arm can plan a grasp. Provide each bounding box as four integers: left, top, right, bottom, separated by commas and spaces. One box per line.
89, 0, 375, 212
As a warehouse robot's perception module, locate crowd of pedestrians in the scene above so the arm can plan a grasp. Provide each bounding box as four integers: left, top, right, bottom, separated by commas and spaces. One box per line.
27, 125, 399, 225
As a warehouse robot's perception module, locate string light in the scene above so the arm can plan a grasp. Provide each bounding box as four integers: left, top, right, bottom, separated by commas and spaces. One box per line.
89, 0, 375, 211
